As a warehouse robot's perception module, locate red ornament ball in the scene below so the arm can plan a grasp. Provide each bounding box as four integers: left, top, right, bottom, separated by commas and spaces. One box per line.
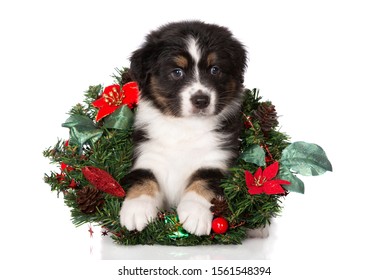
211, 217, 229, 234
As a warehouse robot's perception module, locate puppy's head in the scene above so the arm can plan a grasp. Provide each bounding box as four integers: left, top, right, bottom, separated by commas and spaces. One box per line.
130, 21, 247, 117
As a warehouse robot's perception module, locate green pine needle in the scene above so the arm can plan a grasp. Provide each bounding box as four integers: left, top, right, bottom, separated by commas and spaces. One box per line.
43, 86, 291, 246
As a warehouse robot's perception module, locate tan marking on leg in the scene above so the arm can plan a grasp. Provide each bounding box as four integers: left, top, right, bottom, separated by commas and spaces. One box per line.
186, 180, 215, 201
126, 180, 159, 199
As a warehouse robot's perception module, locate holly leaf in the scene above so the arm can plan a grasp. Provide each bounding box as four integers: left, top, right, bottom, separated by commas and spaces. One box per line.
103, 105, 134, 130
241, 145, 266, 166
278, 165, 305, 194
62, 115, 103, 147
280, 141, 332, 176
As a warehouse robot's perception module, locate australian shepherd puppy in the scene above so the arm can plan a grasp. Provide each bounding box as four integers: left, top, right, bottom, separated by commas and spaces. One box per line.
119, 21, 247, 236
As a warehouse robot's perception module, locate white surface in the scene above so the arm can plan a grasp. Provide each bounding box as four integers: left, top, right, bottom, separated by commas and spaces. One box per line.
1, 0, 388, 279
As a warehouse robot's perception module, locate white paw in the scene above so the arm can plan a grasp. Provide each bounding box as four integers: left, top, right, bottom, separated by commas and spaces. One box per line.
177, 192, 213, 236
119, 195, 160, 232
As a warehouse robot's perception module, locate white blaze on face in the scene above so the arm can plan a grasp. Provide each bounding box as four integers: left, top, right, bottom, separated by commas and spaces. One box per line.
186, 37, 201, 81
181, 37, 217, 117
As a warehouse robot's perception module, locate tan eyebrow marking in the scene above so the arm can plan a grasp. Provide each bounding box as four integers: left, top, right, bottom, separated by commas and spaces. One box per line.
174, 55, 188, 68
207, 52, 217, 67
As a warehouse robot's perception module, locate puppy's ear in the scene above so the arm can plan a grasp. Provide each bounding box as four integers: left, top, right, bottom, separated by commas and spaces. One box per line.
120, 67, 133, 84
129, 42, 159, 90
233, 43, 247, 85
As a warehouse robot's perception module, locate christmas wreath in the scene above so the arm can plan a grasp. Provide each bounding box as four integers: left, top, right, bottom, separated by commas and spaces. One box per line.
43, 69, 332, 246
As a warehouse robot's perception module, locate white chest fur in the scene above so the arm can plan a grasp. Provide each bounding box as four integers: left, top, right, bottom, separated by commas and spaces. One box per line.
132, 101, 232, 207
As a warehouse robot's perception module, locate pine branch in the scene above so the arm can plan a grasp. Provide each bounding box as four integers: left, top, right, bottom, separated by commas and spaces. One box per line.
43, 86, 291, 245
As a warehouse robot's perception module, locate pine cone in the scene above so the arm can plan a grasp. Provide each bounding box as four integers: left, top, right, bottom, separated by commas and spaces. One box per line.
254, 102, 279, 133
76, 186, 105, 214
211, 196, 230, 217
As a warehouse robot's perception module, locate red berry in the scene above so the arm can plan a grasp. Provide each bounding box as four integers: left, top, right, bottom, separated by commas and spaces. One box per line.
211, 217, 229, 234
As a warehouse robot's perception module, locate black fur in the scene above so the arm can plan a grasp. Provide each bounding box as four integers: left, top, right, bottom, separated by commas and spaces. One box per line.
129, 20, 247, 117
187, 168, 225, 196
120, 169, 157, 189
119, 21, 248, 235
128, 21, 246, 195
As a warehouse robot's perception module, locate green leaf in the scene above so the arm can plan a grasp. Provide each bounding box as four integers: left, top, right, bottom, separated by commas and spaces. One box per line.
241, 144, 266, 166
103, 105, 134, 130
280, 141, 332, 176
278, 165, 305, 194
62, 115, 103, 147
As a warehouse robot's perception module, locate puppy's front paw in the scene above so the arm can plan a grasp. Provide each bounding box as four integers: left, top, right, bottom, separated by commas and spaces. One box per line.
177, 193, 213, 236
119, 195, 159, 232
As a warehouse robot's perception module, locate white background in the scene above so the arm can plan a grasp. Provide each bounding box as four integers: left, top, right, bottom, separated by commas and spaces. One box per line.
1, 0, 388, 279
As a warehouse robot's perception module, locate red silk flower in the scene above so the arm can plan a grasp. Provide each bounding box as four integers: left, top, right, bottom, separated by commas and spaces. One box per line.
92, 82, 139, 121
245, 162, 290, 195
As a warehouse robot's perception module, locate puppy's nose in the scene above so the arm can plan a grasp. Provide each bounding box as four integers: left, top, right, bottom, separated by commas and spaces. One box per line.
191, 92, 210, 109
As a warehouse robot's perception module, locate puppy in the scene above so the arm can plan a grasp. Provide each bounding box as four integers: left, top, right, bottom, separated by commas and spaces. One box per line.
119, 21, 247, 236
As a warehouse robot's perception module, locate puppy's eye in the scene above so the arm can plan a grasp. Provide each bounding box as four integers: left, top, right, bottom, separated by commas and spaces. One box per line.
171, 68, 184, 80
210, 66, 220, 75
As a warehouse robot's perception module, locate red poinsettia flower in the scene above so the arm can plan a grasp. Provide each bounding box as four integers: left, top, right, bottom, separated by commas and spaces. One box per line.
92, 82, 139, 121
245, 161, 290, 195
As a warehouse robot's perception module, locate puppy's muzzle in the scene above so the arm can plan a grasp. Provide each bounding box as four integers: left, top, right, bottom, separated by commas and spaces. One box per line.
191, 91, 210, 109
